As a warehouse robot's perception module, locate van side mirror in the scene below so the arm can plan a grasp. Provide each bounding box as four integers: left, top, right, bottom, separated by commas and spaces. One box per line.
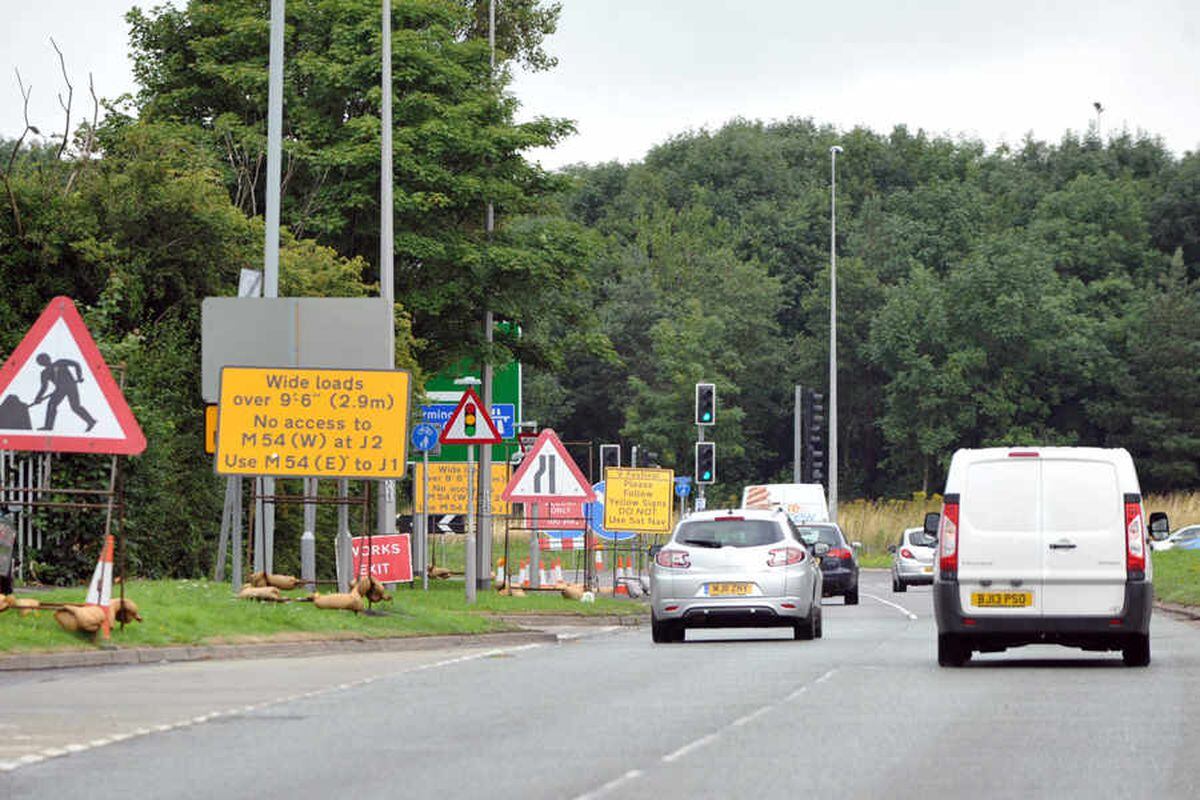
814, 543, 830, 556
850, 540, 863, 550
648, 544, 664, 558
1148, 512, 1170, 541
887, 544, 897, 554
923, 512, 941, 538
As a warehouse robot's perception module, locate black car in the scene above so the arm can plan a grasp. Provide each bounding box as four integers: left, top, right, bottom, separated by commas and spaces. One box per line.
795, 523, 860, 605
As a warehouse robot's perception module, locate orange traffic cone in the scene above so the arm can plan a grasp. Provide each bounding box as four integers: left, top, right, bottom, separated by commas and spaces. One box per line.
594, 548, 604, 575
521, 558, 531, 588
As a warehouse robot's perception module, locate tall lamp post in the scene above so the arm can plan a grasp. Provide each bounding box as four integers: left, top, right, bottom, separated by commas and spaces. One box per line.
828, 145, 843, 523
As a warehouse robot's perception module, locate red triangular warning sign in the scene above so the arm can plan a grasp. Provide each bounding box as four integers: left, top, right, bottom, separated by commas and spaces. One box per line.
0, 297, 146, 455
502, 429, 595, 503
438, 387, 502, 445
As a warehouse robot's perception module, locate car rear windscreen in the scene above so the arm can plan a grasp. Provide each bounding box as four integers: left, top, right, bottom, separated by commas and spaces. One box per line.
676, 520, 783, 548
794, 525, 844, 547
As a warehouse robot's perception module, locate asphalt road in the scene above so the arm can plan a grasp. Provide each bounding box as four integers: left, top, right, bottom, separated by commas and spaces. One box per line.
4, 571, 1200, 799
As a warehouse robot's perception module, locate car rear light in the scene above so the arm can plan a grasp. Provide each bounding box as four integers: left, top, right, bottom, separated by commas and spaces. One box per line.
655, 549, 691, 569
939, 494, 960, 575
767, 546, 806, 566
714, 516, 745, 521
1124, 495, 1145, 574
900, 548, 915, 560
1008, 450, 1039, 457
962, 618, 976, 626
826, 547, 853, 560
781, 602, 796, 609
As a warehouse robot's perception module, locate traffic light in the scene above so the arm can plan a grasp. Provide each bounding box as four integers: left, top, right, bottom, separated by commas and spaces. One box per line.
464, 403, 477, 436
600, 443, 620, 473
695, 383, 716, 426
695, 441, 716, 484
802, 389, 825, 484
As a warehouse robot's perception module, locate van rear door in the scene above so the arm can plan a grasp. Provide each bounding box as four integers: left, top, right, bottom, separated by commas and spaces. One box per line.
957, 457, 1044, 616
1039, 458, 1127, 616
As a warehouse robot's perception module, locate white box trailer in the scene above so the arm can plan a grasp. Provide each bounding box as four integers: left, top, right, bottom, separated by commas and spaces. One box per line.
741, 483, 829, 525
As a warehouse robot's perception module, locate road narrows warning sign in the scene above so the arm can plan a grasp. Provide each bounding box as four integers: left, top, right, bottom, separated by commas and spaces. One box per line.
502, 429, 595, 503
0, 296, 146, 454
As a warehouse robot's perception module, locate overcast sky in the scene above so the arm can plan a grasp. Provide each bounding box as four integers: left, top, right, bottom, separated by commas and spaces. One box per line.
3, 1, 1198, 169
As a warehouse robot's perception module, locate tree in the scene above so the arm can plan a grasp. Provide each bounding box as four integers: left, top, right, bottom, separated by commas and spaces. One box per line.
125, 0, 584, 373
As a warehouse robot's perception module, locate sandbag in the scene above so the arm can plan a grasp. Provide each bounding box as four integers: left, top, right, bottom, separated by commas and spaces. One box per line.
561, 584, 584, 601
350, 575, 392, 603
0, 594, 9, 613
509, 587, 526, 598
13, 598, 40, 616
427, 566, 451, 580
249, 572, 303, 590
311, 590, 364, 613
108, 597, 143, 624
54, 605, 107, 633
238, 584, 282, 602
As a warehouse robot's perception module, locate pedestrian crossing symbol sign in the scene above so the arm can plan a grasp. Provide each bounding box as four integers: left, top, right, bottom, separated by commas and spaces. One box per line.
0, 296, 146, 454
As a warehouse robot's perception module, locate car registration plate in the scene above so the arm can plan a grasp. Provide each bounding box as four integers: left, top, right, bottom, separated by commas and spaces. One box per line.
971, 591, 1033, 608
708, 582, 753, 597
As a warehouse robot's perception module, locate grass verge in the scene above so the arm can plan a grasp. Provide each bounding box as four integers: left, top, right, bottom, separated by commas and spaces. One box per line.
1152, 550, 1200, 606
0, 579, 644, 654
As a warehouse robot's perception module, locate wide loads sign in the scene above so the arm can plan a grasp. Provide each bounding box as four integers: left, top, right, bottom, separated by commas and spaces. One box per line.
215, 366, 412, 479
413, 463, 510, 515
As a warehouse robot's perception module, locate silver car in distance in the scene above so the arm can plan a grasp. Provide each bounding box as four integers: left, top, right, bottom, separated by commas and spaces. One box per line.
650, 508, 825, 642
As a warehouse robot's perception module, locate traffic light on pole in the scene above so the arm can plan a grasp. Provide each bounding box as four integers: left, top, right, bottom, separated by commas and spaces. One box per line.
695, 442, 716, 485
464, 403, 477, 436
695, 383, 716, 426
600, 444, 620, 473
803, 390, 825, 484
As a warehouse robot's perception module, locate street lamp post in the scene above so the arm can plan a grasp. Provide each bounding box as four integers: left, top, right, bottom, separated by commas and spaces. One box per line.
829, 145, 842, 523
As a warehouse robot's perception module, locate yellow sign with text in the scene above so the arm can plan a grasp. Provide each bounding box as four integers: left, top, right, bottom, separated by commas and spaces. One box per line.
216, 367, 411, 479
413, 462, 511, 515
603, 467, 674, 533
204, 405, 218, 455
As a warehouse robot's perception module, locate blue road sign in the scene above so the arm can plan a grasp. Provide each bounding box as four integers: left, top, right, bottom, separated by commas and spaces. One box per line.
584, 481, 636, 542
411, 423, 440, 453
674, 476, 693, 498
421, 403, 516, 438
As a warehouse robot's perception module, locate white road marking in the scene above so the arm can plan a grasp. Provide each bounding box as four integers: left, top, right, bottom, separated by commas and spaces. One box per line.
863, 592, 919, 620
572, 667, 840, 799
662, 732, 721, 763
572, 769, 645, 800
0, 641, 546, 775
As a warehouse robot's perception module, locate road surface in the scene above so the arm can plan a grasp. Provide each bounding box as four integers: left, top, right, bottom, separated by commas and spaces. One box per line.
4, 572, 1199, 798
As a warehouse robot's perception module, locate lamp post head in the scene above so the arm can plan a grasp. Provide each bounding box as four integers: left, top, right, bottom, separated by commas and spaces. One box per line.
830, 145, 843, 155
453, 376, 482, 387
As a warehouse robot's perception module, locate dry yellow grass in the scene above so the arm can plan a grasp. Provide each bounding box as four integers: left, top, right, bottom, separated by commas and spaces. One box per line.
836, 492, 1200, 557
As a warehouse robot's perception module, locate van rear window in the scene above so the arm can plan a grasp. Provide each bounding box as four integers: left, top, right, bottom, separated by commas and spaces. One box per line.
1041, 460, 1121, 532
964, 460, 1038, 531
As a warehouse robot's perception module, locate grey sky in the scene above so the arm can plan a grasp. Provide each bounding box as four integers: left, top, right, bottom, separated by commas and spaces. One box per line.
4, 1, 1198, 169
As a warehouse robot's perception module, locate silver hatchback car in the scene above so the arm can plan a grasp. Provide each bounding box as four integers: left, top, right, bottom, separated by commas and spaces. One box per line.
889, 526, 937, 591
650, 508, 824, 642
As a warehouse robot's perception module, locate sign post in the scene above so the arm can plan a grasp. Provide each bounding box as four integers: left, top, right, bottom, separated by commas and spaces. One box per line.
501, 429, 596, 590
438, 387, 502, 603
411, 422, 439, 591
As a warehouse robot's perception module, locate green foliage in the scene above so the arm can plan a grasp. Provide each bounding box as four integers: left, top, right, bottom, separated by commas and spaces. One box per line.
551, 119, 1199, 495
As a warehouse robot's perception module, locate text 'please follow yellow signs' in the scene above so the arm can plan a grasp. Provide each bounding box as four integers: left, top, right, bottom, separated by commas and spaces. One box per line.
603, 467, 674, 533
216, 367, 411, 479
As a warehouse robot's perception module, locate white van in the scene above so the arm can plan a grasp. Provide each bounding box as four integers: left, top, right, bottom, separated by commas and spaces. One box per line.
742, 483, 829, 525
930, 447, 1170, 667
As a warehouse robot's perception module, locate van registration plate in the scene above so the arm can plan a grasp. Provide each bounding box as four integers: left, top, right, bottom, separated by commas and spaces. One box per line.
708, 583, 753, 597
972, 591, 1033, 608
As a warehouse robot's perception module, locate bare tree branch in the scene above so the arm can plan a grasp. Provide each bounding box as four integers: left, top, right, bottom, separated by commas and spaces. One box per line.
3, 68, 38, 236
50, 37, 73, 160
64, 73, 99, 196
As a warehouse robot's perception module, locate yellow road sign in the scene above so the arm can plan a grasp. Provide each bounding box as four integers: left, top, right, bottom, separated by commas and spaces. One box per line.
603, 467, 675, 533
204, 405, 218, 455
413, 462, 511, 515
216, 367, 411, 479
